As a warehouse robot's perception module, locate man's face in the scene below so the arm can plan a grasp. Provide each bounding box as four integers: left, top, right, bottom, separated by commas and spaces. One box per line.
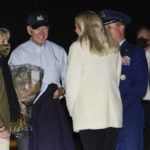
27, 26, 49, 46
137, 29, 150, 50
137, 29, 150, 40
0, 35, 8, 45
104, 22, 124, 43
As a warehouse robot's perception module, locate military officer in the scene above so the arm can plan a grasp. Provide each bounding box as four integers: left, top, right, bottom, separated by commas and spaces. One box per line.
99, 9, 148, 150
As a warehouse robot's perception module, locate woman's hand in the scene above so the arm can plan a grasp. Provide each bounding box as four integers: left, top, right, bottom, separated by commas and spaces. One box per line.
0, 126, 10, 139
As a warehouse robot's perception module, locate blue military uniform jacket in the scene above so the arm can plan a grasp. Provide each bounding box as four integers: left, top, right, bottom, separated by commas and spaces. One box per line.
119, 40, 148, 128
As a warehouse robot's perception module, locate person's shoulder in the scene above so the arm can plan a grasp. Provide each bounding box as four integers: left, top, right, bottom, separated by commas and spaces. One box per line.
12, 40, 30, 53
129, 43, 142, 50
128, 43, 145, 54
69, 40, 80, 49
68, 41, 88, 57
69, 41, 83, 54
70, 40, 89, 51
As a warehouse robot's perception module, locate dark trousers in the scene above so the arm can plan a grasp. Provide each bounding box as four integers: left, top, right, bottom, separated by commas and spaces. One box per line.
17, 130, 29, 150
79, 128, 119, 150
142, 100, 150, 150
17, 104, 32, 150
116, 126, 143, 150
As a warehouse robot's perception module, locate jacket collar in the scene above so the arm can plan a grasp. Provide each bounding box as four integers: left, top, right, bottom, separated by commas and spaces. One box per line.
120, 40, 130, 56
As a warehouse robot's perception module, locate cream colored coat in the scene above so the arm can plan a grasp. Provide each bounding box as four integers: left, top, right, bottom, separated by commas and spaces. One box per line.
66, 41, 123, 132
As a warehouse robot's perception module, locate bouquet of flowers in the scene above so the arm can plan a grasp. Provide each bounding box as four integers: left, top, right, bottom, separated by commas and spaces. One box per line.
10, 64, 44, 137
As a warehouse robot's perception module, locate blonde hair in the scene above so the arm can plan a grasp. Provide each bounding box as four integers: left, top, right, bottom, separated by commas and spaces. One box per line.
0, 27, 10, 41
75, 10, 120, 56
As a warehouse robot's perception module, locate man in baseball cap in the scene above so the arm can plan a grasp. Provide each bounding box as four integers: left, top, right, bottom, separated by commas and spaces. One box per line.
8, 10, 74, 150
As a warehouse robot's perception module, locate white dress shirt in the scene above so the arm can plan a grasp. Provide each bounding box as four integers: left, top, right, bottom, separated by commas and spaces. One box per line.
8, 39, 68, 103
143, 48, 150, 100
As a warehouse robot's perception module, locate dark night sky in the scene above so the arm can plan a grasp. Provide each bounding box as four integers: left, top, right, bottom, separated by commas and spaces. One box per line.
1, 0, 149, 54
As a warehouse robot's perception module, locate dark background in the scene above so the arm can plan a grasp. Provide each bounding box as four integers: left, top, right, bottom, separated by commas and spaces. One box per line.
0, 0, 150, 54
2, 1, 149, 149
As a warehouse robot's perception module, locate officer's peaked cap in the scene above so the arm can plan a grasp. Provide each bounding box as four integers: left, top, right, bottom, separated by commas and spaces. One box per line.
99, 9, 132, 25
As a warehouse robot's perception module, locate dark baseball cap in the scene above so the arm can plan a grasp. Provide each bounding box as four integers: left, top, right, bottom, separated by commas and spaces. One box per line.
27, 11, 49, 29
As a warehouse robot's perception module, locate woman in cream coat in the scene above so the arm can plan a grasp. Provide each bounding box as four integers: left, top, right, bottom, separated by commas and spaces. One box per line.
66, 11, 122, 150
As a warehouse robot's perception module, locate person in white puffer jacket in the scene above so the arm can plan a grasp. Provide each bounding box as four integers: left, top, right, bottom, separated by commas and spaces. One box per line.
66, 10, 123, 150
